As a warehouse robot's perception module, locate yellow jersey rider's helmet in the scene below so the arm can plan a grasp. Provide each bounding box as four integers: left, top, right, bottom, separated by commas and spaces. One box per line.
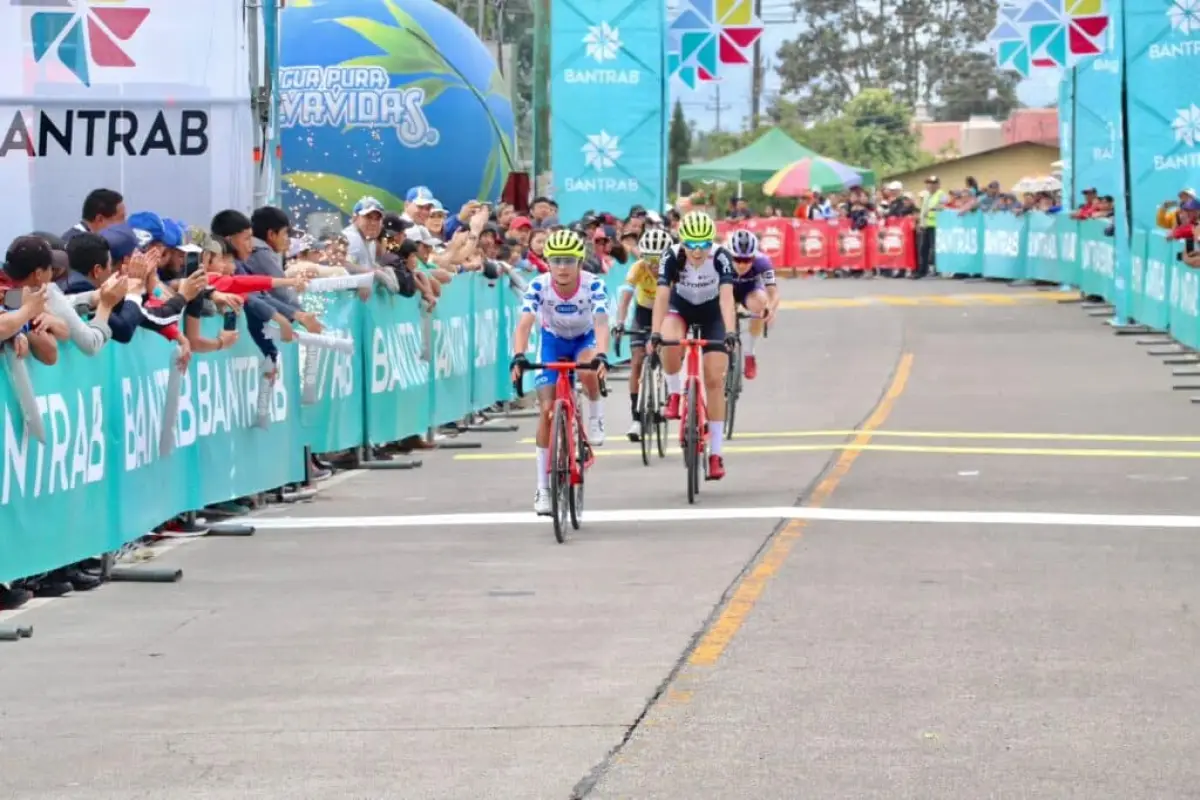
678, 210, 717, 244
543, 228, 586, 260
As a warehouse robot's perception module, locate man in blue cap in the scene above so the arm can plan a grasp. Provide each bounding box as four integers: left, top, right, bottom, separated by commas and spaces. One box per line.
402, 185, 436, 227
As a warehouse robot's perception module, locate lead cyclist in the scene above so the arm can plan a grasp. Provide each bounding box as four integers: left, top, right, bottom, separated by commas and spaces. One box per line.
726, 229, 780, 380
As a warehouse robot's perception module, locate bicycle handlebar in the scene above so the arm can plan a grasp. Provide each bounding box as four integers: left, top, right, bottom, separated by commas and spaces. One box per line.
511, 360, 609, 399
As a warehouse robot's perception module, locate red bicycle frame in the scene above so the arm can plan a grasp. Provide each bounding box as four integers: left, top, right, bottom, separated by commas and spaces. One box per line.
658, 338, 716, 455
520, 362, 597, 486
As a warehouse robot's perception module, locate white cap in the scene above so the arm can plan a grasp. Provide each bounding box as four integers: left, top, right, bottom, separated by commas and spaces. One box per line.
411, 225, 440, 246
1184, 188, 1197, 197
886, 180, 903, 191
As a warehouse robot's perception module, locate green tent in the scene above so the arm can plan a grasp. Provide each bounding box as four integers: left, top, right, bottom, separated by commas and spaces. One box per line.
679, 128, 876, 187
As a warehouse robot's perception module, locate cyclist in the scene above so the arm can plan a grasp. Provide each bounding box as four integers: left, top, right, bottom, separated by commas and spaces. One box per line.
510, 228, 610, 515
613, 227, 673, 441
647, 210, 738, 480
727, 229, 780, 380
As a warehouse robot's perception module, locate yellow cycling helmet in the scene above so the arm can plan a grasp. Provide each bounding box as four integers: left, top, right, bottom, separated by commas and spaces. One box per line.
544, 228, 586, 259
678, 210, 716, 243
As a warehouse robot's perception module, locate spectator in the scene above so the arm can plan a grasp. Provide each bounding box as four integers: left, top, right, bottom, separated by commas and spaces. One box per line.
1093, 195, 1115, 219
402, 186, 436, 226
585, 224, 616, 273
529, 196, 557, 229
247, 205, 324, 334
965, 176, 981, 197
508, 215, 533, 251
425, 201, 449, 243
520, 229, 549, 273
443, 199, 484, 239
211, 209, 296, 363
344, 197, 385, 272
1157, 189, 1196, 230
494, 202, 516, 230
916, 175, 946, 279
1072, 188, 1100, 219
62, 188, 126, 242
52, 233, 132, 354
1, 236, 61, 364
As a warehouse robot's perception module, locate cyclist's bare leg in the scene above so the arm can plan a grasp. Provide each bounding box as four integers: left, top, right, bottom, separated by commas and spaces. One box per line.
660, 313, 686, 395
534, 385, 557, 491
576, 346, 605, 436
743, 290, 769, 355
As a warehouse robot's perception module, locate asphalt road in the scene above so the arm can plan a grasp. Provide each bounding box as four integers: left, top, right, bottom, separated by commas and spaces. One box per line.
4, 276, 1200, 799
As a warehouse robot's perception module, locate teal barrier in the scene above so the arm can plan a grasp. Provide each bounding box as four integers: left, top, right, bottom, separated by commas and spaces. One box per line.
0, 273, 581, 585
1078, 219, 1116, 302
1024, 212, 1060, 284
1168, 255, 1200, 349
934, 212, 983, 276
981, 212, 1026, 280
1130, 230, 1174, 332
0, 316, 304, 584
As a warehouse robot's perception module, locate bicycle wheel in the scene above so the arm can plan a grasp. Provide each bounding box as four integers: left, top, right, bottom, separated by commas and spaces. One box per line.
570, 409, 586, 530
685, 380, 700, 504
724, 340, 742, 440
654, 362, 667, 458
638, 357, 654, 466
550, 402, 571, 543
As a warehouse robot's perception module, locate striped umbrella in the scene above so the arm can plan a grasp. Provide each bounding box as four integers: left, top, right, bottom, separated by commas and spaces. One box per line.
763, 157, 864, 197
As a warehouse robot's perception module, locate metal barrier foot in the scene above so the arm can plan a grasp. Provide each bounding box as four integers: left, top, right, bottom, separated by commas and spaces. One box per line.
0, 626, 29, 641
1136, 337, 1173, 345
358, 446, 423, 469
109, 566, 182, 583
206, 524, 255, 536
1164, 355, 1200, 364
1112, 324, 1150, 335
1150, 347, 1187, 356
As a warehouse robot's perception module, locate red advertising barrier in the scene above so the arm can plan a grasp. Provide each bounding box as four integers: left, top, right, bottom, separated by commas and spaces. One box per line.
711, 216, 917, 275
871, 216, 917, 272
742, 217, 792, 269
788, 220, 832, 274
831, 220, 868, 271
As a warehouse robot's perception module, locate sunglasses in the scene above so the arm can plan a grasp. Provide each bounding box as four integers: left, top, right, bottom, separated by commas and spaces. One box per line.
733, 256, 755, 264
682, 240, 712, 251
547, 256, 579, 268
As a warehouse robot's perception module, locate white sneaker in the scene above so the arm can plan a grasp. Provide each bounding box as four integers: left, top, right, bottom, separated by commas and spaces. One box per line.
589, 417, 606, 446
626, 420, 642, 442
533, 489, 552, 516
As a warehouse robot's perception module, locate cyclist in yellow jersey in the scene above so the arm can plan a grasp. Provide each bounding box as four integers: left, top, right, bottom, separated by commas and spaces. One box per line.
613, 227, 673, 441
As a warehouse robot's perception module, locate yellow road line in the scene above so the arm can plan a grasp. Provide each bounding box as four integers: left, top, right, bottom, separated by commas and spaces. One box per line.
458, 442, 1200, 460
687, 352, 914, 668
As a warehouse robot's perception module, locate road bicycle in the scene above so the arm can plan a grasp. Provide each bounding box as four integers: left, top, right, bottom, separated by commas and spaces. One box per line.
724, 310, 763, 441
654, 326, 726, 504
514, 359, 607, 543
614, 325, 667, 466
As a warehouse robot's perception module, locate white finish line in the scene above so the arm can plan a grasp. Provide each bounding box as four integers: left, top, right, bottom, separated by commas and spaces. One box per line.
235, 506, 1200, 530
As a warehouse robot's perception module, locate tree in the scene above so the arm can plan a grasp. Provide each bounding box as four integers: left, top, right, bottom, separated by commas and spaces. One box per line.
933, 51, 1021, 121
668, 99, 691, 192
773, 0, 1003, 121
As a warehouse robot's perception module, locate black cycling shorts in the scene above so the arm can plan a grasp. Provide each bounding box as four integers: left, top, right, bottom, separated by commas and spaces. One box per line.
629, 304, 653, 348
666, 295, 727, 354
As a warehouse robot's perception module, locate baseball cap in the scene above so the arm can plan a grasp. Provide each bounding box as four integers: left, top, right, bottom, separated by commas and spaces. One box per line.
593, 224, 616, 241
127, 211, 170, 248
509, 216, 532, 230
410, 225, 440, 246
428, 198, 447, 215
1183, 188, 1197, 197
382, 212, 411, 237
886, 181, 903, 191
288, 234, 318, 258
164, 219, 201, 252
1082, 187, 1098, 194
925, 175, 939, 183
101, 224, 141, 262
405, 186, 435, 205
354, 196, 385, 216
987, 180, 1001, 189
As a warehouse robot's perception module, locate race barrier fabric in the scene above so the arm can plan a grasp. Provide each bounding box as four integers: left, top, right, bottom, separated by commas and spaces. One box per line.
717, 217, 919, 273
0, 269, 635, 586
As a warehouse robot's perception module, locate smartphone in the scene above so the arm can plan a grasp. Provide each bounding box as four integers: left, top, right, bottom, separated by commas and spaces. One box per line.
3, 289, 21, 309
223, 311, 238, 331
184, 251, 202, 276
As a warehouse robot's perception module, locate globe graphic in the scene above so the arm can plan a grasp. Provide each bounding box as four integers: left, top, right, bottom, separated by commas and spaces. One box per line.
280, 0, 515, 227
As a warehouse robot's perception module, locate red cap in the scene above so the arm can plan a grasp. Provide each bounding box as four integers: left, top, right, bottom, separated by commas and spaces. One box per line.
509, 216, 532, 230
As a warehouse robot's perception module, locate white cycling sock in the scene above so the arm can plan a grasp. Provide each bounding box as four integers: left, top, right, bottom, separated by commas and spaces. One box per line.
741, 330, 755, 356
536, 447, 549, 489
665, 371, 682, 395
589, 397, 603, 421
708, 422, 724, 455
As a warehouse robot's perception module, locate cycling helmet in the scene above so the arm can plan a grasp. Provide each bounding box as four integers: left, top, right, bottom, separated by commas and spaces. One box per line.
638, 227, 673, 258
728, 229, 759, 258
544, 228, 586, 259
678, 210, 716, 243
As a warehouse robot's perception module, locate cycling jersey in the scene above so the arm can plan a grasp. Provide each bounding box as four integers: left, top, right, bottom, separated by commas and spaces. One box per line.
731, 254, 776, 305
657, 244, 736, 306
521, 272, 608, 339
625, 259, 658, 307
521, 272, 608, 389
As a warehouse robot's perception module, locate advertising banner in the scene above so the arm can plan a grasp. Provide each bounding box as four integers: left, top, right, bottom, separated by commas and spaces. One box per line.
789, 221, 831, 272
872, 217, 917, 272
0, 0, 255, 244
831, 220, 867, 271
981, 212, 1026, 280
1125, 0, 1200, 233
743, 217, 792, 268
550, 0, 667, 219
934, 212, 983, 276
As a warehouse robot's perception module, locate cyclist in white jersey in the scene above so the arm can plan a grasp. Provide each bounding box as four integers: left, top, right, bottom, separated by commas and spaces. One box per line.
510, 228, 610, 515
647, 210, 737, 480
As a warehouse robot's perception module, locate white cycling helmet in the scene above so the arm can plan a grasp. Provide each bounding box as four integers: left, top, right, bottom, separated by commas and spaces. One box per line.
728, 229, 759, 258
638, 227, 673, 258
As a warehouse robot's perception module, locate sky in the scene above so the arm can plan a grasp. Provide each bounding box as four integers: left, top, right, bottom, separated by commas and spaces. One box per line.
674, 19, 1062, 133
